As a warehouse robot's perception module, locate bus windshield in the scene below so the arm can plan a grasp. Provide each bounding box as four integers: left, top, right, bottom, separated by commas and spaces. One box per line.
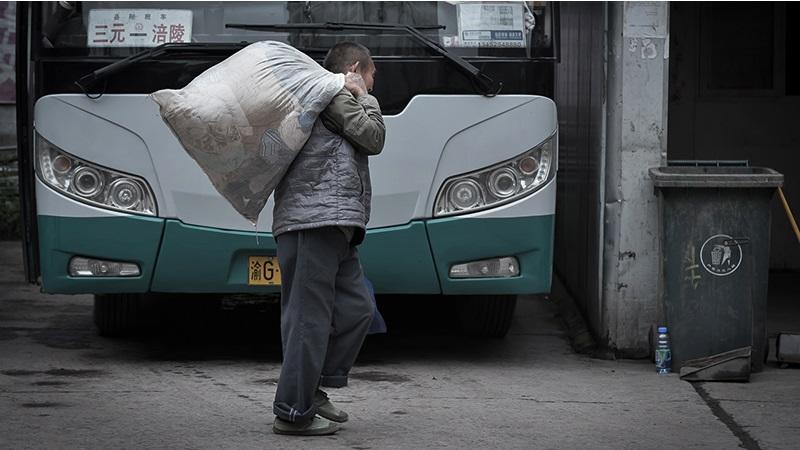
38, 1, 555, 59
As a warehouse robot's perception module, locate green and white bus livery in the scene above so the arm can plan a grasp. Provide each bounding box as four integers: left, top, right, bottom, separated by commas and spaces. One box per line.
18, 2, 559, 337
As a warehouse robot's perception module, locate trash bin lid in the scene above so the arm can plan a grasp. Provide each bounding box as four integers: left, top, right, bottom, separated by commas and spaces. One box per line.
649, 167, 783, 188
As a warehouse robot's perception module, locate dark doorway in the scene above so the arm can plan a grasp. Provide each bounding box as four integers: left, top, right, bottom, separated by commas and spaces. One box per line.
669, 2, 800, 354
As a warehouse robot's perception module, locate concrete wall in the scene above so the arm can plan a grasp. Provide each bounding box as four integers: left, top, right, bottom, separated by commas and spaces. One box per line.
555, 2, 670, 356
601, 2, 669, 356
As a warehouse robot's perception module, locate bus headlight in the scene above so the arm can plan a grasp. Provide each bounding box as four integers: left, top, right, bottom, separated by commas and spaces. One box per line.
487, 168, 518, 198
35, 133, 157, 216
434, 134, 555, 217
72, 167, 105, 198
448, 179, 483, 210
108, 179, 144, 210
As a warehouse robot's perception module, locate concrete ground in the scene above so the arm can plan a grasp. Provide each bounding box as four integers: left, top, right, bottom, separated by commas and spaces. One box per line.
0, 241, 798, 449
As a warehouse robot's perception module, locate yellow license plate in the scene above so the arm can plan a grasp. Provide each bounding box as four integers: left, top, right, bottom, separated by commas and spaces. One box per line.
248, 256, 281, 286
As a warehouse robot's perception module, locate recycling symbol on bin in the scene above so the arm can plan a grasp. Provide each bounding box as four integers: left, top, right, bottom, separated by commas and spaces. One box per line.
699, 234, 743, 276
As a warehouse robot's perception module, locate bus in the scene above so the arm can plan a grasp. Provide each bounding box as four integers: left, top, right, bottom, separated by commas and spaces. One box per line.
16, 1, 558, 337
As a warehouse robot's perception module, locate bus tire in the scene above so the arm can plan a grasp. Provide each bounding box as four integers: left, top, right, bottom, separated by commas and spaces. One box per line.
458, 295, 517, 338
93, 294, 141, 336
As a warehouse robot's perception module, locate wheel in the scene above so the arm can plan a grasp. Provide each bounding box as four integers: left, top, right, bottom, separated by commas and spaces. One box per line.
93, 294, 142, 336
458, 295, 517, 338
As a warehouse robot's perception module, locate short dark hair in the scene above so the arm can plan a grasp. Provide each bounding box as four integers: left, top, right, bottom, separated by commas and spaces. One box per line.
323, 41, 372, 74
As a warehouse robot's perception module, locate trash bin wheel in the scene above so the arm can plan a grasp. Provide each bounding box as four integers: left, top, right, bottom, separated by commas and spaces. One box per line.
94, 294, 141, 336
458, 295, 517, 338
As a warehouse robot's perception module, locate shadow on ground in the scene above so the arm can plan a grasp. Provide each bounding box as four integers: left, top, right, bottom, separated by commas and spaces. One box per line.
138, 294, 534, 364
2, 281, 546, 366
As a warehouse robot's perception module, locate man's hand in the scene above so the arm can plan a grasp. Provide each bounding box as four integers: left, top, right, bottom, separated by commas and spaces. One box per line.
344, 61, 368, 98
524, 11, 536, 32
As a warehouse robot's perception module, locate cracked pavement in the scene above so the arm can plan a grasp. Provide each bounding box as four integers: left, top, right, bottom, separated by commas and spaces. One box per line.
1, 242, 798, 449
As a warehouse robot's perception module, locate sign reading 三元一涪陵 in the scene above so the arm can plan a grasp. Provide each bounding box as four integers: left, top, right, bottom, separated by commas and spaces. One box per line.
457, 2, 526, 48
87, 9, 193, 48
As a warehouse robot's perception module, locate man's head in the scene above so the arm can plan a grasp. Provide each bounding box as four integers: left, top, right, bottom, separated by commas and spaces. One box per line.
323, 41, 376, 92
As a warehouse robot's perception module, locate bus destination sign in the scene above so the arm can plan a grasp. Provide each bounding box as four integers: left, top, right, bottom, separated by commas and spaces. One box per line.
87, 9, 193, 48
457, 3, 526, 48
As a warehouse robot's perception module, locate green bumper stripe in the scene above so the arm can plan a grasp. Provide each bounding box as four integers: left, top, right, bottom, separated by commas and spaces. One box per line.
151, 220, 440, 294
37, 214, 164, 294
38, 214, 552, 296
151, 220, 280, 293
359, 222, 441, 294
426, 214, 554, 295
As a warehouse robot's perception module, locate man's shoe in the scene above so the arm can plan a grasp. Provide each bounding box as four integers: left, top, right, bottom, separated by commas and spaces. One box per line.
314, 390, 349, 423
272, 416, 340, 436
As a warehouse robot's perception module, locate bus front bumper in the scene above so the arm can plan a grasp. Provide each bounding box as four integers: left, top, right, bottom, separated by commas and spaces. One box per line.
37, 214, 554, 296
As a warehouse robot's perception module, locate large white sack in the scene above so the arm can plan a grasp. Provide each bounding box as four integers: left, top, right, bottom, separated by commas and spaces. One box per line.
151, 41, 344, 224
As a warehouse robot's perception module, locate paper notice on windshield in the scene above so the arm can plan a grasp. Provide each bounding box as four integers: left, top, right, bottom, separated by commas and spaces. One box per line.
457, 3, 526, 48
88, 9, 193, 47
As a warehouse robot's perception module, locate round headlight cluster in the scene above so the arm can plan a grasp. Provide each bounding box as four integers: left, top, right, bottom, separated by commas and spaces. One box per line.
518, 156, 539, 175
434, 135, 555, 217
70, 166, 147, 212
488, 167, 519, 198
449, 179, 483, 210
36, 133, 157, 215
52, 155, 72, 174
72, 167, 104, 198
109, 179, 144, 210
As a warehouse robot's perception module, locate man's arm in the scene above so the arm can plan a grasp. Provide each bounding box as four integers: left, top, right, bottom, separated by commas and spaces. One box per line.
320, 88, 386, 156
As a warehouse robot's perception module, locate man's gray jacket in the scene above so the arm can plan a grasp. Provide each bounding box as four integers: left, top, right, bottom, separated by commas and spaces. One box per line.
272, 88, 385, 240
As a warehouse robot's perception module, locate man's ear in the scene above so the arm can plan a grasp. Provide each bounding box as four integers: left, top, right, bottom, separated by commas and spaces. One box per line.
348, 61, 361, 73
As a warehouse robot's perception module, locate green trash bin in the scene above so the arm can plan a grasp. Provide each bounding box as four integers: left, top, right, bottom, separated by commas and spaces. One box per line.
649, 166, 783, 373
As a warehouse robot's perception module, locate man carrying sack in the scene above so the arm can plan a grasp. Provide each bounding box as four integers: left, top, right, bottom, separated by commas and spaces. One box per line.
270, 42, 385, 436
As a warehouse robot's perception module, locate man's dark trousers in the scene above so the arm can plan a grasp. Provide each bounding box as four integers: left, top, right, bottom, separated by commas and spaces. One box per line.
273, 226, 374, 424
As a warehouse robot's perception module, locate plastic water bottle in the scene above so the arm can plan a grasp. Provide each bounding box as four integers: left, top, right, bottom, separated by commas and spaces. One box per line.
655, 326, 672, 374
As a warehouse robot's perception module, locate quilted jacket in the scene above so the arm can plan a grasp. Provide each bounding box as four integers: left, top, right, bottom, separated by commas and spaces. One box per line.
272, 89, 385, 242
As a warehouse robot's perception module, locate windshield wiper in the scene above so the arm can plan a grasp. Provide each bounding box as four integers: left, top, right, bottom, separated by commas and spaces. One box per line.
76, 22, 503, 98
75, 42, 251, 96
225, 22, 502, 96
